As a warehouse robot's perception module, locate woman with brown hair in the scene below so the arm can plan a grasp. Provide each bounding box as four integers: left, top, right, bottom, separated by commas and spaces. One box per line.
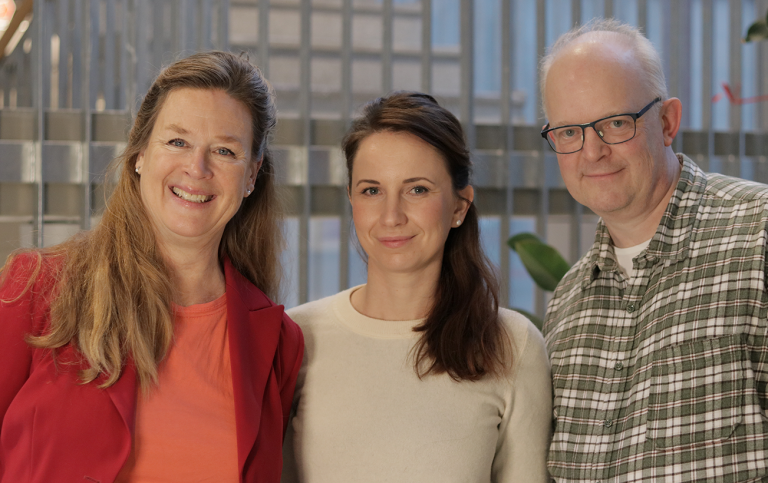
0, 51, 303, 482
283, 92, 551, 482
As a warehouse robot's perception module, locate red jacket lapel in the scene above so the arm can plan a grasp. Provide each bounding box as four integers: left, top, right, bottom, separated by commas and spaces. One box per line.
223, 259, 285, 475
104, 361, 138, 436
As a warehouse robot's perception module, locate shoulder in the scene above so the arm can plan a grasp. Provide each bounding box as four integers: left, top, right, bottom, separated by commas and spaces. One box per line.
0, 251, 62, 306
704, 172, 768, 203
699, 173, 768, 225
1, 251, 42, 286
498, 307, 537, 344
286, 289, 348, 328
541, 251, 592, 333
0, 251, 63, 349
498, 308, 549, 374
689, 173, 768, 245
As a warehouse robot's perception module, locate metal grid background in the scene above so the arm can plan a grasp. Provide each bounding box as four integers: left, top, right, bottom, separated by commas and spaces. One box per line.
1, 0, 768, 315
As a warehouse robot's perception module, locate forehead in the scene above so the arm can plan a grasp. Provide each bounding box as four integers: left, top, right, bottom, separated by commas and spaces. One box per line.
155, 88, 252, 132
352, 131, 451, 180
544, 38, 650, 124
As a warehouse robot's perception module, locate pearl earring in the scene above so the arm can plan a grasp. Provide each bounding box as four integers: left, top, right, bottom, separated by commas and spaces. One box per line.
246, 189, 252, 196
456, 220, 461, 226
135, 167, 139, 174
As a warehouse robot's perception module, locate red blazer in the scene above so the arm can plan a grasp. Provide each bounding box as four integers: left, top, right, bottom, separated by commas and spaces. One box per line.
0, 253, 304, 483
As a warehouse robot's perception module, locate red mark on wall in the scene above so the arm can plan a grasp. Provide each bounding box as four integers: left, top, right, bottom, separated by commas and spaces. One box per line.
713, 82, 768, 104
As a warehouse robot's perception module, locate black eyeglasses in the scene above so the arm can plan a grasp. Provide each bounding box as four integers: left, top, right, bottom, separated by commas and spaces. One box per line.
540, 97, 662, 154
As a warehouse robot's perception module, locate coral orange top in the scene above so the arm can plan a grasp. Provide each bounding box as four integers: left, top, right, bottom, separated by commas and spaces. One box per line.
116, 294, 239, 482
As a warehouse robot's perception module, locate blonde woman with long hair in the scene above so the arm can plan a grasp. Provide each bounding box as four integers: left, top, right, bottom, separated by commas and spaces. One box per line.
0, 51, 303, 482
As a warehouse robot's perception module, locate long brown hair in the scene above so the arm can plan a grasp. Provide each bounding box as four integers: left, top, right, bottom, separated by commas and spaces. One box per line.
342, 91, 509, 381
5, 51, 281, 391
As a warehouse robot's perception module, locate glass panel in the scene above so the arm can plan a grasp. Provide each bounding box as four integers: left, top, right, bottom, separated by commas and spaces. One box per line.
280, 217, 300, 308
309, 216, 341, 302
509, 216, 536, 315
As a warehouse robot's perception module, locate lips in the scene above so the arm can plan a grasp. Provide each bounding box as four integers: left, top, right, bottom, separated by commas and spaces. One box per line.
584, 167, 624, 178
378, 236, 414, 248
171, 186, 214, 203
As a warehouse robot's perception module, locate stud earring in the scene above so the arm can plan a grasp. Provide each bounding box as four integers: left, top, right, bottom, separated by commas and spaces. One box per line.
456, 220, 461, 226
135, 167, 139, 174
246, 189, 252, 196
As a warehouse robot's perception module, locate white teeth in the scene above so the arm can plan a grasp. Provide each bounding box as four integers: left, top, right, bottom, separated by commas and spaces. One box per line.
172, 187, 213, 203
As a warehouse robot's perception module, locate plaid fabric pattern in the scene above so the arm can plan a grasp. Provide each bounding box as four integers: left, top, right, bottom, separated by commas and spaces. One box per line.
543, 155, 768, 483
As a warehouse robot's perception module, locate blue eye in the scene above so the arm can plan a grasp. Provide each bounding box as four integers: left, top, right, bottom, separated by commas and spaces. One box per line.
217, 147, 235, 156
169, 139, 185, 147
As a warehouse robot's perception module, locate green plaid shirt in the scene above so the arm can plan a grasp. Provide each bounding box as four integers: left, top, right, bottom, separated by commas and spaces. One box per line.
543, 155, 768, 482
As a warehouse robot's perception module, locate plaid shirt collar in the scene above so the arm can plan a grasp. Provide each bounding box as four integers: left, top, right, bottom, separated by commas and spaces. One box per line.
580, 154, 703, 288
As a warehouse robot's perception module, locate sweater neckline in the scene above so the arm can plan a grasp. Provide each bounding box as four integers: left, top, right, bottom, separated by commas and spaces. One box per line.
333, 285, 424, 339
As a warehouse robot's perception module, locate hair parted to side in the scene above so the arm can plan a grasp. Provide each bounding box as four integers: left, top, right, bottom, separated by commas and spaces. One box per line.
539, 17, 668, 117
342, 91, 509, 382
6, 51, 281, 391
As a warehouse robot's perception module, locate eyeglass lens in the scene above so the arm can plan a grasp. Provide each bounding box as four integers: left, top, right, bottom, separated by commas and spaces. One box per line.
546, 114, 637, 153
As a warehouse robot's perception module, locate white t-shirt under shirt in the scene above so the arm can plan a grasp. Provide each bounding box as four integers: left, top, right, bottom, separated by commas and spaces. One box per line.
282, 286, 552, 483
613, 239, 651, 279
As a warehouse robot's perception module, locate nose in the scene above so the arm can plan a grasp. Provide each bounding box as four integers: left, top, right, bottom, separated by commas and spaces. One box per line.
380, 194, 407, 227
580, 125, 609, 160
186, 148, 213, 179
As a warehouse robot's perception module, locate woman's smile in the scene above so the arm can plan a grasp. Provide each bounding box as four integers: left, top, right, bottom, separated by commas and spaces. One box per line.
349, 130, 464, 276
377, 235, 416, 248
171, 186, 215, 203
135, 88, 260, 247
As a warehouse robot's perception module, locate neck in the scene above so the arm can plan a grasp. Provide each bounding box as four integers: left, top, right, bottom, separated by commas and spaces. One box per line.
159, 238, 226, 307
352, 262, 441, 321
603, 151, 682, 248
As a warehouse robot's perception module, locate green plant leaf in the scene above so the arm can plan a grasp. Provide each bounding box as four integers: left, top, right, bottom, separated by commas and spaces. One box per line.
510, 239, 571, 292
512, 307, 543, 331
507, 232, 541, 247
744, 20, 768, 42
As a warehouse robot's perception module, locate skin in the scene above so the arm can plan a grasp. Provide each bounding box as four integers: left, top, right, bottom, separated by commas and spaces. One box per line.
348, 130, 473, 321
134, 88, 262, 305
543, 34, 683, 248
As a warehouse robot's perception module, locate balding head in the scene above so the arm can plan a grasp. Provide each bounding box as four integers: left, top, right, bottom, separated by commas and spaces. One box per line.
540, 19, 683, 247
540, 18, 667, 118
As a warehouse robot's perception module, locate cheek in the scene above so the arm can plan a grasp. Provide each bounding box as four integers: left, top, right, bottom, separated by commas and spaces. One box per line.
350, 202, 376, 232
418, 198, 454, 233
556, 156, 582, 189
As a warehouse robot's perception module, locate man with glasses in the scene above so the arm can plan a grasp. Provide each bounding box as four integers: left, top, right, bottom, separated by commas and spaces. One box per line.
540, 19, 768, 482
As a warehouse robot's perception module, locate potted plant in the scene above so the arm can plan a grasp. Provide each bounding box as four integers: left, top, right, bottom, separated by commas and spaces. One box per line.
507, 233, 571, 329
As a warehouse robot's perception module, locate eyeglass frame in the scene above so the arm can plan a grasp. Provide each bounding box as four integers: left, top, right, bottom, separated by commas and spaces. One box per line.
540, 97, 663, 154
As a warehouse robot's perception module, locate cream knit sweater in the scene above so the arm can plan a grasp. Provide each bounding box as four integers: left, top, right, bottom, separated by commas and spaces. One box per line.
282, 286, 552, 483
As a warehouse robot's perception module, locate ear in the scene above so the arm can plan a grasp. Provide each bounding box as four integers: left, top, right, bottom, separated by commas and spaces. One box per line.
245, 155, 263, 194
135, 151, 145, 173
659, 97, 682, 147
453, 185, 474, 225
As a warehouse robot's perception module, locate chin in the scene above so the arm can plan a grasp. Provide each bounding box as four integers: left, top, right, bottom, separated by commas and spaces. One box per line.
369, 256, 415, 273
162, 221, 217, 240
584, 192, 631, 213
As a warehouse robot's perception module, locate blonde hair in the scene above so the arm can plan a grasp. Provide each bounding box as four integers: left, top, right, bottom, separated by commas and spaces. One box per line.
6, 51, 281, 391
539, 18, 667, 117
